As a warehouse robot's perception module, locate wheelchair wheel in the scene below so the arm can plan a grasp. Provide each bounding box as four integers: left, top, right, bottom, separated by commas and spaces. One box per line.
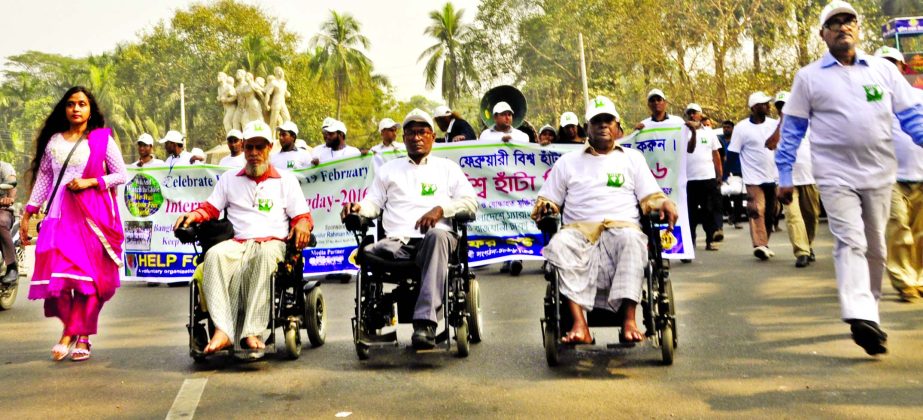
660, 319, 675, 365
355, 340, 370, 360
284, 320, 302, 360
0, 282, 17, 310
466, 278, 483, 343
664, 279, 677, 349
543, 322, 560, 367
304, 287, 327, 347
455, 318, 470, 357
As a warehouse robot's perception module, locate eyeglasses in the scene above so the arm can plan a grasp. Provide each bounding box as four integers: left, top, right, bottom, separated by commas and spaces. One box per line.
824, 16, 857, 32
244, 143, 268, 151
404, 129, 433, 138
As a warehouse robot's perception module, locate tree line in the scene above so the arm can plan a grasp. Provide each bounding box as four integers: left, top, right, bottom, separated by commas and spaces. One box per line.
0, 0, 917, 174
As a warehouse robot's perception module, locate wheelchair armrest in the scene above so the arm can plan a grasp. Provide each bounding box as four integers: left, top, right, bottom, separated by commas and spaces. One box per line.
344, 213, 372, 232
453, 209, 476, 224
174, 223, 200, 244
535, 214, 560, 235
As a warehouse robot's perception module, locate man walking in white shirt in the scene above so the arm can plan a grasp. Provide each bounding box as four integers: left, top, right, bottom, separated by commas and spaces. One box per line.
728, 92, 779, 260
684, 103, 723, 251
129, 133, 165, 168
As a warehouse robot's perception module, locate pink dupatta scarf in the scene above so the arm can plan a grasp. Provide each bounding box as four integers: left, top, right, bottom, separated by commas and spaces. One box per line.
29, 128, 124, 301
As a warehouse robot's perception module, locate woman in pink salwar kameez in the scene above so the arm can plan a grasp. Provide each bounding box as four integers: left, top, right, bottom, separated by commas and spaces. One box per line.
20, 87, 127, 362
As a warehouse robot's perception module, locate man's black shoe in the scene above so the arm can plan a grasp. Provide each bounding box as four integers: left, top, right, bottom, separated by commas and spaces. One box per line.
411, 321, 436, 350
848, 319, 887, 356
809, 249, 816, 262
1, 264, 17, 284
713, 229, 724, 243
509, 260, 523, 276
795, 256, 810, 268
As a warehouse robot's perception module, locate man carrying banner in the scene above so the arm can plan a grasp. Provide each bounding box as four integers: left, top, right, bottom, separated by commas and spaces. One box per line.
684, 103, 723, 251
370, 118, 406, 168
433, 105, 477, 142
218, 129, 245, 168
173, 120, 314, 356
777, 1, 923, 355
728, 92, 779, 261
534, 95, 678, 344
478, 101, 529, 144
271, 121, 311, 171
311, 118, 361, 165
341, 109, 478, 350
129, 134, 165, 168
160, 130, 199, 168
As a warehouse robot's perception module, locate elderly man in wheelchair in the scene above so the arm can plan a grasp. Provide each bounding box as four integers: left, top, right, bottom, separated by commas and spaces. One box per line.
174, 120, 314, 357
341, 109, 478, 352
534, 96, 678, 346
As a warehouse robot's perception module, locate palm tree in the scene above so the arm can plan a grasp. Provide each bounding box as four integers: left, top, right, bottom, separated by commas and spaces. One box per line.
309, 11, 372, 119
419, 2, 478, 109
240, 34, 282, 76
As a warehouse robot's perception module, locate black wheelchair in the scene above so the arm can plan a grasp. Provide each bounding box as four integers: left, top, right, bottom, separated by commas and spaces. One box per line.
175, 223, 326, 361
537, 209, 677, 366
344, 210, 482, 359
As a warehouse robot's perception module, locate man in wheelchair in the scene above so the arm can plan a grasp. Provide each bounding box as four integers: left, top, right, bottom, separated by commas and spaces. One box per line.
533, 96, 678, 345
341, 109, 477, 350
174, 120, 314, 355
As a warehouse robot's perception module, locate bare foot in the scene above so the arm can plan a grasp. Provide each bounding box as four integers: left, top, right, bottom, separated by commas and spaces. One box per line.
561, 328, 593, 344
204, 330, 232, 354
621, 319, 644, 343
243, 335, 265, 350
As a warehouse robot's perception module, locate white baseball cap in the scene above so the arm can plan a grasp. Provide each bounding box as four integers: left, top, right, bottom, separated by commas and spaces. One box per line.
321, 117, 337, 129
774, 91, 791, 104
559, 111, 579, 127
226, 129, 243, 140
137, 133, 154, 145
322, 120, 347, 134
585, 95, 621, 122
278, 121, 299, 136
685, 103, 703, 113
402, 108, 435, 129
647, 88, 667, 101
748, 91, 773, 108
433, 105, 452, 117
159, 130, 184, 145
874, 45, 905, 63
190, 147, 205, 158
538, 124, 556, 135
492, 101, 514, 115
378, 118, 399, 132
295, 139, 309, 151
819, 0, 858, 27
243, 120, 272, 142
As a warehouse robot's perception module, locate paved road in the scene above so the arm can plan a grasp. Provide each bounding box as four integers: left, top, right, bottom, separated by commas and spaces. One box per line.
1, 223, 922, 418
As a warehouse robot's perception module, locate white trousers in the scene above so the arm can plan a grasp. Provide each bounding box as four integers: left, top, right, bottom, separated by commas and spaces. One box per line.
202, 239, 286, 340
819, 185, 891, 323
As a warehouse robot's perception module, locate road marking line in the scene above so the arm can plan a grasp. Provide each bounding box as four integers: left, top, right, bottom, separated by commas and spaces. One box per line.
166, 378, 207, 420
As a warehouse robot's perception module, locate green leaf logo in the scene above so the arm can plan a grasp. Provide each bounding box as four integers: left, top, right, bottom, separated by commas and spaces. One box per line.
594, 98, 606, 108
258, 198, 273, 212
607, 173, 625, 187
863, 84, 883, 102
421, 183, 437, 196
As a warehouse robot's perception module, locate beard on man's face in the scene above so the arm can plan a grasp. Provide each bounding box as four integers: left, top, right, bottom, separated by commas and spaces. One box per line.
245, 161, 268, 177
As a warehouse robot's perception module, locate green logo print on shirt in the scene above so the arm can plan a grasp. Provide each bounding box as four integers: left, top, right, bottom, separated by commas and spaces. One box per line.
607, 173, 625, 187
421, 183, 437, 196
863, 84, 884, 102
257, 198, 273, 212
287, 161, 295, 168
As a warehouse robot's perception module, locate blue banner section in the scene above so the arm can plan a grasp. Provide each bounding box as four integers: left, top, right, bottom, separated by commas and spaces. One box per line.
123, 252, 199, 278
303, 246, 358, 274
467, 234, 546, 265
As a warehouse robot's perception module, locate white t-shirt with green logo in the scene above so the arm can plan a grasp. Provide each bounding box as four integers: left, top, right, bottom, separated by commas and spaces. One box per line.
686, 127, 722, 181
271, 149, 311, 171
538, 146, 663, 225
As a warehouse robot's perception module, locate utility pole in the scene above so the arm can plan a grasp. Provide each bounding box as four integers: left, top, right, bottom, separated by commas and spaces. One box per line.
578, 33, 589, 106
180, 83, 187, 140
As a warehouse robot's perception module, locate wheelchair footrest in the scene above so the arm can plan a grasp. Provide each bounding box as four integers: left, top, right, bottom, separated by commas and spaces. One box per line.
359, 330, 398, 346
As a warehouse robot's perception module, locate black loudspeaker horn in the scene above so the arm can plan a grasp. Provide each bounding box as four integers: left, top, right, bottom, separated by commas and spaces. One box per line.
479, 85, 527, 129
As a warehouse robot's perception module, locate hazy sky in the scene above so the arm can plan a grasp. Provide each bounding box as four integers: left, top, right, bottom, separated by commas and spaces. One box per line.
2, 0, 483, 102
